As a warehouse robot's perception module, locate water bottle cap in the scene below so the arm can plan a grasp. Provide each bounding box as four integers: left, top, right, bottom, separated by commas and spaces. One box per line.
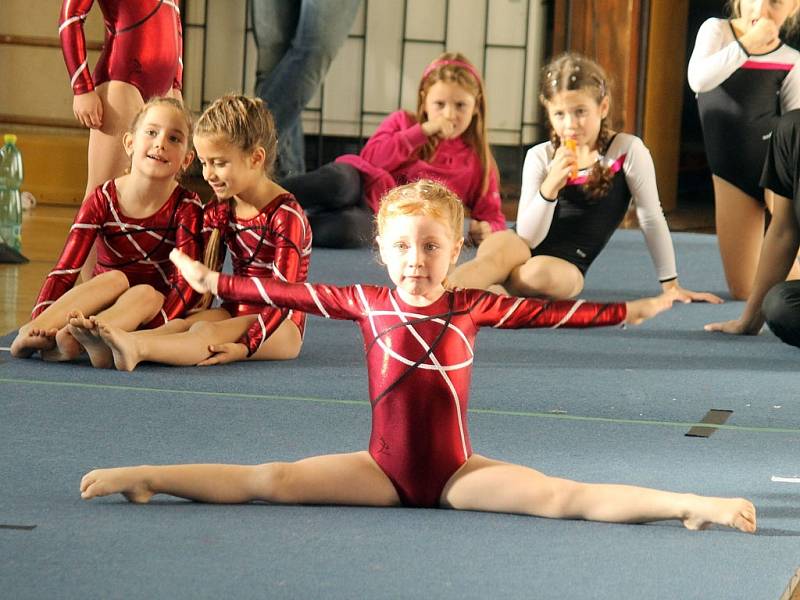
3, 134, 17, 145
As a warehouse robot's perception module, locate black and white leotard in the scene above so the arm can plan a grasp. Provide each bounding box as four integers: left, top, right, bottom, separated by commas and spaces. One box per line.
688, 18, 800, 199
515, 133, 677, 281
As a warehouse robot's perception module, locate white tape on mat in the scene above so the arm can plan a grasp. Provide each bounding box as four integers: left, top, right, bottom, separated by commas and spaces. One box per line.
771, 475, 800, 483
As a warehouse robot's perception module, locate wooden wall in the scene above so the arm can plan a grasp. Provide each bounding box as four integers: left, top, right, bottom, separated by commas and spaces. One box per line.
551, 0, 688, 211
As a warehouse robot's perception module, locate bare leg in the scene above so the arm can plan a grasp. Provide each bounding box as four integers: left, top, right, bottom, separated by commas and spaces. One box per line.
134, 308, 232, 336
507, 256, 585, 300
57, 285, 164, 367
247, 320, 303, 361
713, 177, 767, 300
97, 315, 258, 370
448, 230, 532, 290
80, 451, 401, 507
11, 270, 129, 358
80, 81, 145, 281
441, 454, 756, 533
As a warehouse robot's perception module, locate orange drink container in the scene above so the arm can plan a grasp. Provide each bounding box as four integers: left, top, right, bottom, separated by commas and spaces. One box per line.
564, 138, 578, 179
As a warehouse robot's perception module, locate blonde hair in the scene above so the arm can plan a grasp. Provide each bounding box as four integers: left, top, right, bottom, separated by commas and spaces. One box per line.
726, 1, 800, 35
128, 96, 194, 180
540, 52, 613, 199
193, 94, 278, 305
376, 179, 464, 242
415, 52, 497, 196
195, 94, 278, 177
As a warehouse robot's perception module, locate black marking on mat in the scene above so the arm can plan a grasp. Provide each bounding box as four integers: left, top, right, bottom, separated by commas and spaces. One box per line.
0, 524, 36, 531
685, 409, 733, 438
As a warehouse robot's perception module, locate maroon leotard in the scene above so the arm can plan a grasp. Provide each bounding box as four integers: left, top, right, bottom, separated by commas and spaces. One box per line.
59, 0, 183, 99
215, 277, 626, 507
203, 194, 312, 356
33, 180, 203, 328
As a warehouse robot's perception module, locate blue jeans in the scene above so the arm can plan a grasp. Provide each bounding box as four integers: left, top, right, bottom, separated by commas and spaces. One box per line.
251, 0, 361, 177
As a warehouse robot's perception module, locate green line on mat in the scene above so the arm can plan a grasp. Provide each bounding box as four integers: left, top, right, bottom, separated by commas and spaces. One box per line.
2, 377, 799, 434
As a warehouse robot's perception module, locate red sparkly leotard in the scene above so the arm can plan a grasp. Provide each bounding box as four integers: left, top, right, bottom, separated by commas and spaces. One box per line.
214, 278, 626, 507
59, 0, 183, 99
32, 180, 203, 328
203, 194, 312, 356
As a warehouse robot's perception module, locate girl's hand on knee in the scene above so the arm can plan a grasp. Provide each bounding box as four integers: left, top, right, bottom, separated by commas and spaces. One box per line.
624, 293, 674, 325
198, 342, 248, 366
170, 249, 219, 295
73, 91, 103, 129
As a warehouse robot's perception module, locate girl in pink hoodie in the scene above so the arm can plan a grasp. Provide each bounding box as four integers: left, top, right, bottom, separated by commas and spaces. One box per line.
282, 52, 506, 248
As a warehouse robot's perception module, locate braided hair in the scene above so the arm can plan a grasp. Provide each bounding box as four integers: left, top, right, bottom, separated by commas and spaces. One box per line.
540, 52, 614, 199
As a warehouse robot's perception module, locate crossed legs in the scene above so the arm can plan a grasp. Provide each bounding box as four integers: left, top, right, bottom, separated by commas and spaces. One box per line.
448, 230, 584, 299
87, 311, 303, 370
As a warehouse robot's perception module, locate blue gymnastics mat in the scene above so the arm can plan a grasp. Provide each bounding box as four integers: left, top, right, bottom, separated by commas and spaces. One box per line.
2, 230, 800, 600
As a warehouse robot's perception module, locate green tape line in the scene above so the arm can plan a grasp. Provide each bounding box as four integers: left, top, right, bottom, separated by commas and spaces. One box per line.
1, 377, 799, 434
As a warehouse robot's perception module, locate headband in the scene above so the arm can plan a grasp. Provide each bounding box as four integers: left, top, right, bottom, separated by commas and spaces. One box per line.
422, 59, 482, 84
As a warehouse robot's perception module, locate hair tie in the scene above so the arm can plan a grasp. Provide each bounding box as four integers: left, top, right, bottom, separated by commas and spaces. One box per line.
422, 59, 482, 85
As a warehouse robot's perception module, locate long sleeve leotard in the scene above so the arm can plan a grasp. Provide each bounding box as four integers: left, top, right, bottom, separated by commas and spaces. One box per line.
335, 111, 506, 231
215, 276, 626, 507
515, 133, 677, 280
203, 194, 312, 356
688, 18, 800, 199
59, 0, 183, 99
33, 180, 203, 327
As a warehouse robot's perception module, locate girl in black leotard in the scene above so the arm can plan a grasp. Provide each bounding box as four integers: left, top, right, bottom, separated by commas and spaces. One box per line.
449, 53, 718, 303
688, 0, 800, 299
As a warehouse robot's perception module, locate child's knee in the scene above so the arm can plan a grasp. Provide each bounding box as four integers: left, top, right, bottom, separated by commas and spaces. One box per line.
187, 319, 219, 340
96, 270, 130, 294
252, 462, 294, 503
128, 284, 165, 307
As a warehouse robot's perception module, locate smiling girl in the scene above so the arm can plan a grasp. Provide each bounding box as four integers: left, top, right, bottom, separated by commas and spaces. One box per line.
10, 97, 203, 364
71, 94, 312, 370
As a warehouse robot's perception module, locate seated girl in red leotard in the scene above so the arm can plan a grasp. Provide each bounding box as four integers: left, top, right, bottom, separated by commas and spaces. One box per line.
10, 97, 202, 365
79, 179, 756, 534
59, 0, 184, 279
69, 94, 312, 370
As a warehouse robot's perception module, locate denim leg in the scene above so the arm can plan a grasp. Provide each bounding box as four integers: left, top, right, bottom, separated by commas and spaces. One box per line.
254, 0, 361, 176
251, 1, 298, 92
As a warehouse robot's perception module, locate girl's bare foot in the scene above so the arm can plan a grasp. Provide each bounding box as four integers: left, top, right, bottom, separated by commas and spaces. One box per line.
96, 320, 141, 371
80, 467, 155, 503
10, 327, 57, 358
42, 324, 84, 362
681, 495, 757, 533
68, 311, 113, 369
